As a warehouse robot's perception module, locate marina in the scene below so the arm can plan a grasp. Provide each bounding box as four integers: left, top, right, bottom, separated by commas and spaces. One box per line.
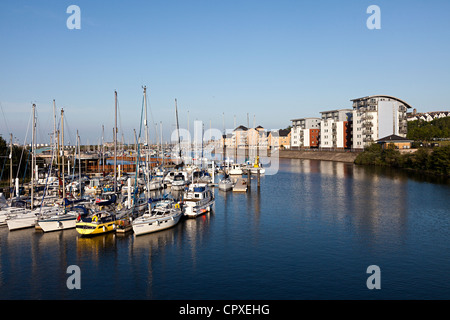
0, 158, 449, 300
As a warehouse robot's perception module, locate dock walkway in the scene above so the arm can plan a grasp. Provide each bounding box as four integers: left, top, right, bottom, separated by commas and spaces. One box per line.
233, 178, 248, 192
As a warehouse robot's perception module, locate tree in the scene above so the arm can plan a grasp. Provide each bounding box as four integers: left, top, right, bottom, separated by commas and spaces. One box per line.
0, 135, 31, 185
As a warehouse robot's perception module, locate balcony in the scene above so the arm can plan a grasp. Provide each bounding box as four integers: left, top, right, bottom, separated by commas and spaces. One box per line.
361, 114, 373, 120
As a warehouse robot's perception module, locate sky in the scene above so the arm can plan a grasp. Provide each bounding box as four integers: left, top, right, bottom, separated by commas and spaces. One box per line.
1, 0, 450, 145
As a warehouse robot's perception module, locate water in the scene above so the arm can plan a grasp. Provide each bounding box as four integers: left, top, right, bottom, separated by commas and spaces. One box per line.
1, 159, 449, 300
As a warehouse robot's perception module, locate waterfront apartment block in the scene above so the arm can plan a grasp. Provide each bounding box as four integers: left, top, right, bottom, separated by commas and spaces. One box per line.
290, 117, 321, 148
319, 109, 352, 149
351, 95, 411, 149
289, 94, 413, 150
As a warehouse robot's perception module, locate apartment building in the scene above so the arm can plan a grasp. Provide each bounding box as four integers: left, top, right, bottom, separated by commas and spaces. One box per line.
319, 109, 352, 149
290, 117, 321, 148
351, 95, 411, 149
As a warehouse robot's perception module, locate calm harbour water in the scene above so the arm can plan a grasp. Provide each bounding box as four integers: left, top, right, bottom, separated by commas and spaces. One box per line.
1, 158, 449, 300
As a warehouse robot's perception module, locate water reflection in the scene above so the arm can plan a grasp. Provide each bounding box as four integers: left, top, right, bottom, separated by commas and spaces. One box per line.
277, 159, 410, 249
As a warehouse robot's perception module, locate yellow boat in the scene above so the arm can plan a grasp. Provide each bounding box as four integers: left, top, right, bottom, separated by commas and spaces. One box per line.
75, 212, 119, 236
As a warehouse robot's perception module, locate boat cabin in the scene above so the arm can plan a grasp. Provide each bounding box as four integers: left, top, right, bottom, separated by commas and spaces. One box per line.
184, 184, 211, 202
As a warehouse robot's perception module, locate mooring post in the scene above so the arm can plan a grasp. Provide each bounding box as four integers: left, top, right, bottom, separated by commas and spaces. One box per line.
257, 168, 260, 188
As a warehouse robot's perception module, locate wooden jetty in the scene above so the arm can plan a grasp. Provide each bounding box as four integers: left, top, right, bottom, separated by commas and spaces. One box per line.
233, 178, 248, 192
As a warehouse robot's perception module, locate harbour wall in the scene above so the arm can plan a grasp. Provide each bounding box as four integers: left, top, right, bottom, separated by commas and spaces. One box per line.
279, 150, 359, 163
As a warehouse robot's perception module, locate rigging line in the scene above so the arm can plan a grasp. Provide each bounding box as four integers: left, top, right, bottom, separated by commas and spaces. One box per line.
15, 109, 32, 179
63, 113, 75, 148
116, 97, 124, 144
34, 108, 47, 147
0, 150, 7, 181
39, 142, 56, 212
0, 101, 10, 134
132, 93, 145, 211
146, 89, 157, 144
21, 144, 31, 183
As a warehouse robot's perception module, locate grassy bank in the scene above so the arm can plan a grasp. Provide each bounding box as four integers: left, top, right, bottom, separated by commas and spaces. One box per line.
354, 143, 450, 177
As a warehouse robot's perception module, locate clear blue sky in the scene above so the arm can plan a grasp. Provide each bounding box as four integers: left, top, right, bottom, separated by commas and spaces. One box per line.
1, 0, 449, 145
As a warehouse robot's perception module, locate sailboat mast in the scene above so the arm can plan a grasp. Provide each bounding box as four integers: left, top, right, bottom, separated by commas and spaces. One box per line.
160, 121, 163, 166
175, 99, 181, 159
77, 130, 81, 196
102, 124, 105, 173
114, 90, 118, 193
143, 86, 149, 172
9, 133, 13, 199
31, 104, 36, 210
61, 108, 66, 200
222, 112, 226, 164
53, 100, 56, 163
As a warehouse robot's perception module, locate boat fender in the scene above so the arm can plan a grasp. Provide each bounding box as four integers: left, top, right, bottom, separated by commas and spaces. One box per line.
103, 226, 106, 232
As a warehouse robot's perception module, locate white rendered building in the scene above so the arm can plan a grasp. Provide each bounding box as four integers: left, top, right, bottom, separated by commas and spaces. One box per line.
351, 95, 411, 149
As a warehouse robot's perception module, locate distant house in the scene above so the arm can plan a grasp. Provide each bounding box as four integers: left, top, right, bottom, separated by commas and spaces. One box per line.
376, 134, 412, 149
279, 129, 291, 149
247, 125, 267, 148
269, 129, 291, 149
233, 125, 248, 148
407, 111, 450, 122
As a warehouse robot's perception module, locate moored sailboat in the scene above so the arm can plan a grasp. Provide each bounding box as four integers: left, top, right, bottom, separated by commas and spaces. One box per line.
38, 205, 88, 232
132, 199, 183, 236
218, 174, 234, 191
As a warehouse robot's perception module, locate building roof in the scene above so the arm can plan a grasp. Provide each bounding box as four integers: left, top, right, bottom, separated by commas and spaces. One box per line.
234, 125, 248, 131
350, 95, 413, 109
376, 134, 412, 142
278, 129, 291, 137
320, 109, 352, 114
290, 117, 321, 121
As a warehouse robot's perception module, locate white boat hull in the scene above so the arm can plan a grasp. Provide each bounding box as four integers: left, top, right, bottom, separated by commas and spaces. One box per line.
184, 200, 214, 218
132, 212, 182, 236
249, 167, 265, 174
7, 206, 62, 231
171, 183, 187, 190
7, 214, 37, 231
38, 214, 78, 232
218, 182, 233, 191
0, 208, 27, 226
